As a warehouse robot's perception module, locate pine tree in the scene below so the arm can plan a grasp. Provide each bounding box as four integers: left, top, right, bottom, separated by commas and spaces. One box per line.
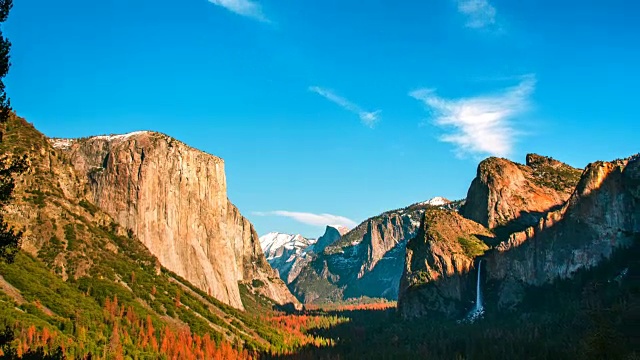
0, 0, 27, 264
0, 0, 12, 126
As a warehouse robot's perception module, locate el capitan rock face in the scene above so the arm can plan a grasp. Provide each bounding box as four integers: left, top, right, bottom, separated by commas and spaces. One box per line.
57, 132, 297, 309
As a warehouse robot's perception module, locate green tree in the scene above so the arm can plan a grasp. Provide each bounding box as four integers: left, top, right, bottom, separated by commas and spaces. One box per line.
0, 0, 26, 264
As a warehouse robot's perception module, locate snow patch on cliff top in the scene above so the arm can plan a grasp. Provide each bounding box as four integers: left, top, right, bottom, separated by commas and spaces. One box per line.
50, 131, 152, 149
50, 138, 75, 149
420, 197, 451, 207
91, 131, 151, 142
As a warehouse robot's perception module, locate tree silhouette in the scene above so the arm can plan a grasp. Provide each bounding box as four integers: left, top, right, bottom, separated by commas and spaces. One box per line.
0, 0, 27, 264
0, 0, 12, 126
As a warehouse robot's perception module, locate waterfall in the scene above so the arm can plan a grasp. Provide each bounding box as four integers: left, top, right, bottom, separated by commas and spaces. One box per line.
475, 260, 483, 312
462, 260, 484, 323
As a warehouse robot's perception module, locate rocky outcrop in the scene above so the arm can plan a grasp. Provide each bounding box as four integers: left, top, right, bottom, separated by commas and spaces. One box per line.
398, 154, 639, 318
484, 155, 640, 308
462, 154, 581, 231
58, 132, 297, 309
398, 209, 493, 318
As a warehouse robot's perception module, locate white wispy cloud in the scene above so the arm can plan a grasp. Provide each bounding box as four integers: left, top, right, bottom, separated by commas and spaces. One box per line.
456, 0, 496, 28
252, 210, 357, 228
410, 75, 536, 158
309, 86, 381, 127
207, 0, 268, 22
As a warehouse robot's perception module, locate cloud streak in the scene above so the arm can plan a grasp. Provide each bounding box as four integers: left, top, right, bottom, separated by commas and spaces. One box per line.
456, 0, 496, 28
309, 86, 380, 127
207, 0, 268, 22
253, 210, 357, 228
410, 75, 536, 158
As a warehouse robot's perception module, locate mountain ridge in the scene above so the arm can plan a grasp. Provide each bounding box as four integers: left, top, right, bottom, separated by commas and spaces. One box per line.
289, 197, 456, 303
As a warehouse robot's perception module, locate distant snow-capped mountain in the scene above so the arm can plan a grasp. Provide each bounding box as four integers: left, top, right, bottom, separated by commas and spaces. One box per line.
259, 225, 351, 285
260, 232, 316, 260
259, 232, 317, 284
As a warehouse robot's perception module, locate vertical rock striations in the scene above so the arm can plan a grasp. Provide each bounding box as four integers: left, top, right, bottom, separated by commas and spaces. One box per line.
61, 132, 297, 309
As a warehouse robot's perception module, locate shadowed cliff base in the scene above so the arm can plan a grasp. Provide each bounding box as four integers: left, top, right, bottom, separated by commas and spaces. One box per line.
487, 204, 565, 246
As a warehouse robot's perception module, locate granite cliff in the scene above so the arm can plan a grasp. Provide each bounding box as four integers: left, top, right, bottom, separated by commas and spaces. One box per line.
484, 155, 640, 309
398, 154, 639, 318
42, 131, 297, 310
0, 115, 303, 354
462, 154, 581, 232
314, 225, 349, 254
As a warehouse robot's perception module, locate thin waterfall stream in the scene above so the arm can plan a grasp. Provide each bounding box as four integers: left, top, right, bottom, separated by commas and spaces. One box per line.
475, 260, 483, 312
461, 260, 484, 323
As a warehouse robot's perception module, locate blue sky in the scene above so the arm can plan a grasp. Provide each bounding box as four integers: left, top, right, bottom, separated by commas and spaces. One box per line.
5, 0, 639, 238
